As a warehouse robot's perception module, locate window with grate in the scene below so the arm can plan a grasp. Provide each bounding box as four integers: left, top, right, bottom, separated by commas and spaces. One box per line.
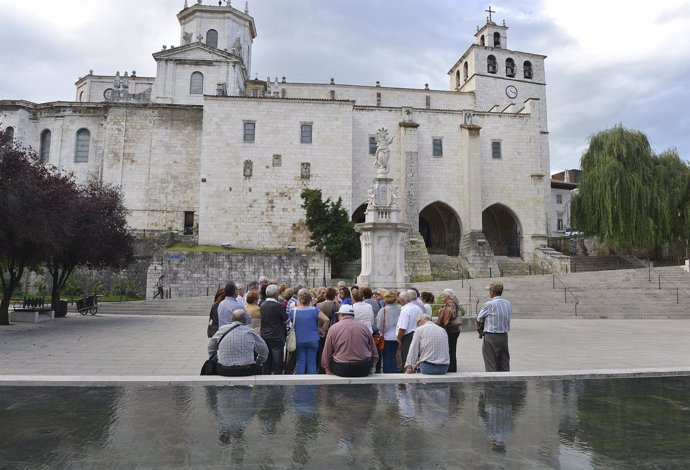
40, 129, 51, 163
301, 123, 312, 143
75, 129, 90, 163
432, 138, 443, 157
190, 71, 204, 94
243, 121, 255, 142
491, 141, 502, 159
206, 29, 218, 48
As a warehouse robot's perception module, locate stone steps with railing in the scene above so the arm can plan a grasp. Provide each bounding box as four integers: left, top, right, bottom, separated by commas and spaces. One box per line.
416, 265, 690, 320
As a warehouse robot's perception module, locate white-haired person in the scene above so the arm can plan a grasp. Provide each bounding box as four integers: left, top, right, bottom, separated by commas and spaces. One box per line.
404, 313, 450, 375
437, 288, 463, 373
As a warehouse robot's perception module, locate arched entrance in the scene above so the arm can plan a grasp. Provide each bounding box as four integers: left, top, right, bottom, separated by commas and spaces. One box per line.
482, 204, 521, 257
352, 203, 367, 224
418, 202, 462, 256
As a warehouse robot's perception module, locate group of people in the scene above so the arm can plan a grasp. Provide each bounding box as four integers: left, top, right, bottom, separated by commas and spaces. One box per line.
206, 276, 512, 377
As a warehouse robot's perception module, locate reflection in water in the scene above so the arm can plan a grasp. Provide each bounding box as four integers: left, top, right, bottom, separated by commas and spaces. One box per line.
206, 386, 256, 465
0, 387, 122, 469
397, 383, 451, 430
292, 385, 320, 465
477, 381, 527, 452
1, 376, 689, 468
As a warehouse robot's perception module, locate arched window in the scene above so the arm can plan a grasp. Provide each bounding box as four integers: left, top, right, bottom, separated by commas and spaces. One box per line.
480, 35, 485, 46
523, 61, 533, 79
505, 58, 515, 77
75, 129, 90, 163
487, 55, 497, 74
455, 70, 460, 87
79, 91, 85, 102
190, 71, 204, 94
206, 29, 218, 48
5, 126, 14, 141
40, 129, 51, 163
463, 61, 469, 81
493, 32, 501, 47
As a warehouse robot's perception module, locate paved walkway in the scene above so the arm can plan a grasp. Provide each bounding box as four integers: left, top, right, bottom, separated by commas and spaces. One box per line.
2, 314, 689, 379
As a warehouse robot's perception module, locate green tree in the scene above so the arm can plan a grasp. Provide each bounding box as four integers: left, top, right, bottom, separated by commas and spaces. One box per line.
301, 189, 360, 265
572, 124, 689, 252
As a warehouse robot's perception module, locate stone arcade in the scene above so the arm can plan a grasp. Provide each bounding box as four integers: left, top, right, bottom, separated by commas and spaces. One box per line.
1, 2, 550, 280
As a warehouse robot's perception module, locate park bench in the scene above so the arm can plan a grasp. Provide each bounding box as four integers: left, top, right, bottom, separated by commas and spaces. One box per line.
11, 297, 55, 323
76, 295, 99, 315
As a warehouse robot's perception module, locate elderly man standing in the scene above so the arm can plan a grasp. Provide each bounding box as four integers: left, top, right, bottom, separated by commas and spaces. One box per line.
404, 313, 450, 375
218, 282, 249, 327
208, 310, 268, 376
260, 284, 288, 375
321, 305, 379, 377
477, 282, 512, 372
396, 290, 422, 371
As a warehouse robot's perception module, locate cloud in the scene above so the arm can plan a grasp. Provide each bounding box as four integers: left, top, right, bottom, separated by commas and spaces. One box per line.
1, 0, 688, 171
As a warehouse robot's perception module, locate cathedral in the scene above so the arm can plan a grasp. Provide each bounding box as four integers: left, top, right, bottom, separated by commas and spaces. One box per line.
1, 2, 550, 277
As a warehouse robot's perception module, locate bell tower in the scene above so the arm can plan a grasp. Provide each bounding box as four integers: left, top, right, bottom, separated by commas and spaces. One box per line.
448, 7, 546, 112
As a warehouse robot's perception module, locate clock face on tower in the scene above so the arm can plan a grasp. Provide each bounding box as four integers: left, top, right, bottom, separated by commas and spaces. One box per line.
505, 85, 518, 99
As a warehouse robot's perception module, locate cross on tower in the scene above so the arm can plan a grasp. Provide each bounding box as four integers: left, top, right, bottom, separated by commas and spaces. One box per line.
485, 5, 495, 22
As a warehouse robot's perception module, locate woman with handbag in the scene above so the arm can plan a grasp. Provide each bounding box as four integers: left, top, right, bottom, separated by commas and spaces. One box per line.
316, 287, 341, 373
376, 291, 401, 373
437, 288, 463, 373
288, 289, 330, 374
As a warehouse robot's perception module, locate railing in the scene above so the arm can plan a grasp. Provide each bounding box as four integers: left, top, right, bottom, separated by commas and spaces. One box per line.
631, 255, 690, 304
536, 257, 580, 316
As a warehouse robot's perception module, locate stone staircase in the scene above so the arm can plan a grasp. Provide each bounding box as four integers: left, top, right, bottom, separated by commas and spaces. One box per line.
428, 254, 465, 281
416, 265, 690, 320
97, 296, 214, 316
494, 256, 534, 276
569, 255, 637, 272
95, 266, 690, 321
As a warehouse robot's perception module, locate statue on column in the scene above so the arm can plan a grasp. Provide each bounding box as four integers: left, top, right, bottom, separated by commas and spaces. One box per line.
374, 128, 393, 172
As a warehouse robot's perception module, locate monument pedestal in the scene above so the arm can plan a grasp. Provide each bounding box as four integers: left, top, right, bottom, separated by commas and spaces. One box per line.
356, 221, 410, 289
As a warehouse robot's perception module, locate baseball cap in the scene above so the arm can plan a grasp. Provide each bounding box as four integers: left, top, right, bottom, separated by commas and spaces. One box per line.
338, 304, 355, 315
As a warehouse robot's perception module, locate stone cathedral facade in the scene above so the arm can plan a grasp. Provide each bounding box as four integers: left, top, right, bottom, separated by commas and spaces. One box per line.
1, 2, 550, 277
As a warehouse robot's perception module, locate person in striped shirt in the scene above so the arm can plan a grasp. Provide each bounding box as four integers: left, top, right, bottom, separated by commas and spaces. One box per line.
477, 282, 512, 372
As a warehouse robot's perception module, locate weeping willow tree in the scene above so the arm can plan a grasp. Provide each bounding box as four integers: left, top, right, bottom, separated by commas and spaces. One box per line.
571, 124, 690, 252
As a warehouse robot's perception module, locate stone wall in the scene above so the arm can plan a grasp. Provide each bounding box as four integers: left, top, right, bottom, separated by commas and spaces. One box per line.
146, 251, 329, 300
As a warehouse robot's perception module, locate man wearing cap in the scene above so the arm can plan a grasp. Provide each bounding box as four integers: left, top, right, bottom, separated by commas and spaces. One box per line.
321, 304, 379, 377
477, 282, 512, 372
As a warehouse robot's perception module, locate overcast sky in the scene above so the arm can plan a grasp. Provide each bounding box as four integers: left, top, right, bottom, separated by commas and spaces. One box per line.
1, 0, 688, 172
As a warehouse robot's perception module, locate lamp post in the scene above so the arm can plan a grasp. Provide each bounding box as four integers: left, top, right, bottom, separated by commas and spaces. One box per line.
321, 236, 329, 287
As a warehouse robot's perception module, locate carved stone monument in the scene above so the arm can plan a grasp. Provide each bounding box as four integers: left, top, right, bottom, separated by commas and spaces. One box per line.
356, 129, 410, 288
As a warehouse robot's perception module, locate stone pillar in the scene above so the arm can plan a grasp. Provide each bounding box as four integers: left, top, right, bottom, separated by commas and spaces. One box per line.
399, 121, 419, 230
461, 120, 482, 232
458, 118, 498, 277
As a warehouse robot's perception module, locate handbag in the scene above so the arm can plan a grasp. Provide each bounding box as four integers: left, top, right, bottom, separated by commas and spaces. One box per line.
373, 306, 386, 351
373, 332, 385, 351
286, 308, 297, 352
200, 323, 241, 375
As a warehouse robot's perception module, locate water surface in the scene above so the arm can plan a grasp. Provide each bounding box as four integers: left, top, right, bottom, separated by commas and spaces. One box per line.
1, 376, 689, 469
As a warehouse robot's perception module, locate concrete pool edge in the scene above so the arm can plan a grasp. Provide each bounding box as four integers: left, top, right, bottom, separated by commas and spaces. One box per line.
2, 367, 690, 386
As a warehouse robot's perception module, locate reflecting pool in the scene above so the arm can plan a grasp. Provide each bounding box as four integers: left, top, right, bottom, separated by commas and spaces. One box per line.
1, 376, 689, 469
